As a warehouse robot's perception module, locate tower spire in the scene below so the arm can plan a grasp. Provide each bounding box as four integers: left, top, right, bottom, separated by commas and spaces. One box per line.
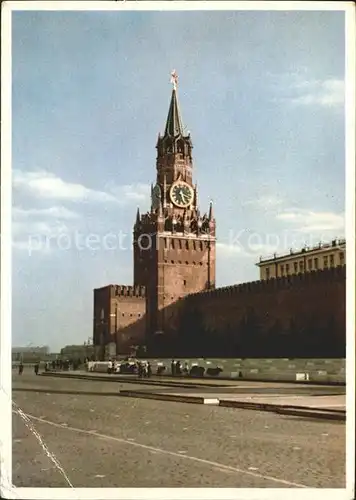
208, 200, 214, 220
135, 207, 140, 226
164, 70, 184, 137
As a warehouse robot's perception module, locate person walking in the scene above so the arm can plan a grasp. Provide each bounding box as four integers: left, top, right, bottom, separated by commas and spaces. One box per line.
19, 362, 24, 375
171, 359, 175, 376
34, 362, 39, 375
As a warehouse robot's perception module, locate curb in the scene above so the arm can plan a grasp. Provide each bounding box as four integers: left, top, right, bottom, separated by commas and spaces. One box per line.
218, 399, 346, 420
119, 390, 219, 405
118, 390, 345, 421
40, 372, 233, 389
40, 371, 345, 388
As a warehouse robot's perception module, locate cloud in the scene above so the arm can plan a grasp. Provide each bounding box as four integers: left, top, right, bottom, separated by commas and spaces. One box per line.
13, 206, 79, 219
216, 241, 246, 256
270, 72, 344, 108
289, 79, 344, 107
106, 182, 149, 203
242, 195, 284, 209
12, 170, 149, 205
276, 208, 345, 234
13, 169, 117, 203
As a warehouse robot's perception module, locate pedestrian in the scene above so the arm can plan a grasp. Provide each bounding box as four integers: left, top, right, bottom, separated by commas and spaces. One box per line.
171, 359, 175, 376
147, 362, 152, 378
137, 362, 142, 378
34, 362, 39, 375
176, 360, 181, 376
183, 362, 189, 375
18, 362, 24, 375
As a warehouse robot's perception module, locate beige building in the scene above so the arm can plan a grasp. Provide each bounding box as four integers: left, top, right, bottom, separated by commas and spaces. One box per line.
257, 239, 346, 280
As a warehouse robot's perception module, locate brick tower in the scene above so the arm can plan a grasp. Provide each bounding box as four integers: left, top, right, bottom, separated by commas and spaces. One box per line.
133, 72, 216, 350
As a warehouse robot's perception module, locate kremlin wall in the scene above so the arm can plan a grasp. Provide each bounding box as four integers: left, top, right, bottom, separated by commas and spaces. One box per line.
94, 265, 345, 359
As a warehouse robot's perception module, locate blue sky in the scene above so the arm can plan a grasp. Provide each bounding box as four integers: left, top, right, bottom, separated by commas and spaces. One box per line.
11, 9, 345, 351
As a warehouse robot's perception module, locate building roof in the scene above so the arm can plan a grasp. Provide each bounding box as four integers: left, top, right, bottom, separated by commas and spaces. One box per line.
164, 88, 184, 137
256, 238, 346, 266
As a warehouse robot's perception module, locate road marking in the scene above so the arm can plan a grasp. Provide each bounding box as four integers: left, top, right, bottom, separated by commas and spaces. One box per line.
26, 413, 308, 488
248, 467, 259, 471
94, 474, 106, 478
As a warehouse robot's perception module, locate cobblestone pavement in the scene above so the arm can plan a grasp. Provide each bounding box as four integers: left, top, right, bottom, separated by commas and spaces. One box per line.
12, 374, 345, 488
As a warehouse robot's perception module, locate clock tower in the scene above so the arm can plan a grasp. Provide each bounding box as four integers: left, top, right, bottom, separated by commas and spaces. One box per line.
133, 72, 216, 347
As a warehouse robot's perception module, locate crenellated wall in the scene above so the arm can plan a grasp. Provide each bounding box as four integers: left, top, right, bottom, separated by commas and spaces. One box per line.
150, 267, 346, 358
113, 285, 146, 298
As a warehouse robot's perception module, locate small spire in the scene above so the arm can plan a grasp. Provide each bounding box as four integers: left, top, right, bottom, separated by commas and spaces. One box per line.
208, 200, 214, 220
158, 199, 163, 218
194, 183, 198, 208
163, 174, 167, 208
135, 207, 140, 225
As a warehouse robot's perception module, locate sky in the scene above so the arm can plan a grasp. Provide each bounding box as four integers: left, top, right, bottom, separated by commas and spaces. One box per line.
11, 7, 346, 351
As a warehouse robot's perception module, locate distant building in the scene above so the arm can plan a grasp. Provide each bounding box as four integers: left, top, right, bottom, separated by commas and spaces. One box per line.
256, 239, 346, 280
60, 344, 98, 361
12, 345, 49, 362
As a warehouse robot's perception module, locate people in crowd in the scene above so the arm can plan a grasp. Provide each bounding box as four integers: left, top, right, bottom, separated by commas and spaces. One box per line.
175, 360, 181, 375
18, 362, 24, 375
34, 362, 39, 375
171, 359, 175, 376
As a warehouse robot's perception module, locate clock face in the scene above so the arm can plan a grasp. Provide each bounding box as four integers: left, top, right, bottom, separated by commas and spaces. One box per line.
170, 181, 194, 208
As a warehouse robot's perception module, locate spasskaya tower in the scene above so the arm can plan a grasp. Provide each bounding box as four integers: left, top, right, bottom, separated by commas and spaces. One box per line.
133, 71, 216, 343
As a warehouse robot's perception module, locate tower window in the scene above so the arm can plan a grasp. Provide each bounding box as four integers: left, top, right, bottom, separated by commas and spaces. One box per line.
171, 260, 174, 264
200, 262, 203, 266
186, 241, 189, 249
183, 280, 187, 286
193, 261, 196, 265
178, 260, 182, 264
185, 261, 189, 265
